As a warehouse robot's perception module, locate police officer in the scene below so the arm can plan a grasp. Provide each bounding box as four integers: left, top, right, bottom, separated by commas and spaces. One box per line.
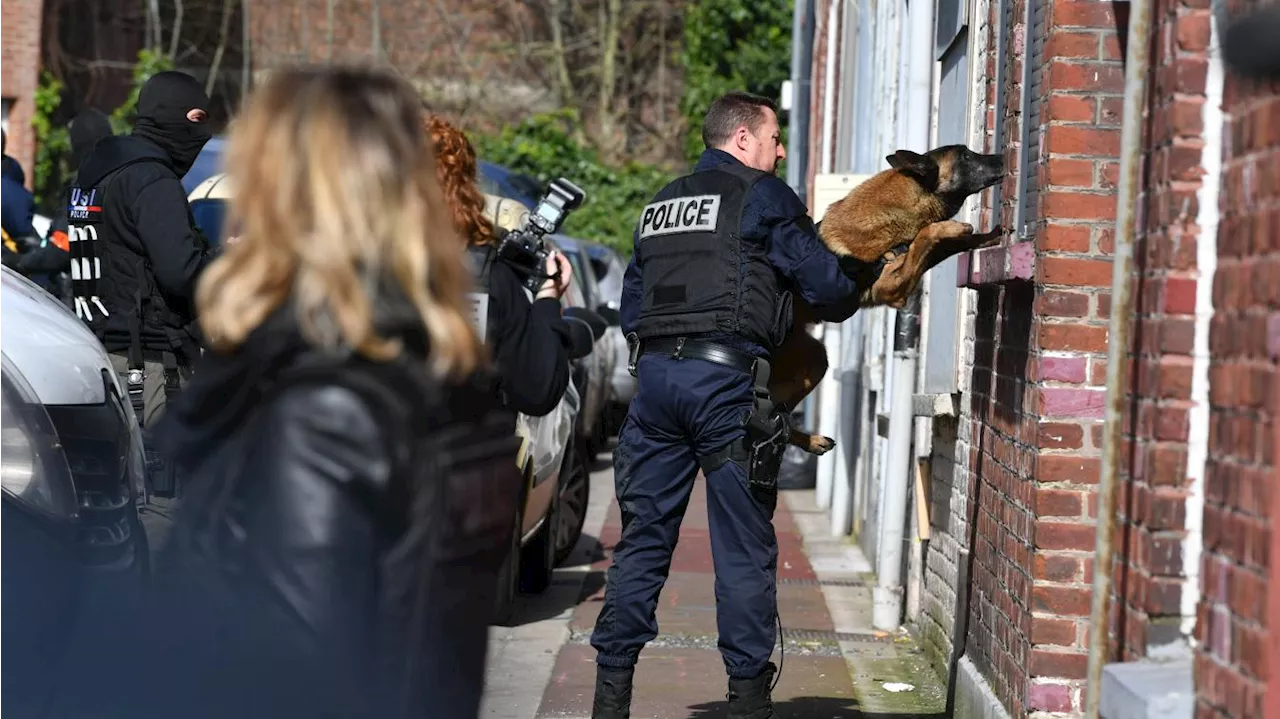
13, 109, 115, 302
589, 91, 867, 719
67, 71, 214, 495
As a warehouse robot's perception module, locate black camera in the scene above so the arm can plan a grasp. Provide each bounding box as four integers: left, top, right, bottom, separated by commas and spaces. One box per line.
495, 177, 587, 294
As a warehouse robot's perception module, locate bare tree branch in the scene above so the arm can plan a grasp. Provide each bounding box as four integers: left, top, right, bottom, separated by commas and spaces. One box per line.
168, 0, 185, 61
205, 0, 235, 96
149, 0, 163, 49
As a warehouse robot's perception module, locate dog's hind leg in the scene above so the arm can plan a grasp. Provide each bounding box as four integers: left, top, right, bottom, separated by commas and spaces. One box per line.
769, 327, 837, 455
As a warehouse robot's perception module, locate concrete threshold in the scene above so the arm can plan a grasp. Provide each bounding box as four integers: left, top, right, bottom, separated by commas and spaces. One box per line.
1100, 659, 1193, 719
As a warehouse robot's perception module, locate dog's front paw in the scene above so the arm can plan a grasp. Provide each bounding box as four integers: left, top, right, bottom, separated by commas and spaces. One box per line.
976, 226, 1004, 248
808, 435, 836, 455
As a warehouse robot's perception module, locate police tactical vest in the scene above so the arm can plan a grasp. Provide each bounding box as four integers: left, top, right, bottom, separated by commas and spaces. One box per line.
67, 157, 197, 355
67, 183, 111, 322
633, 163, 786, 349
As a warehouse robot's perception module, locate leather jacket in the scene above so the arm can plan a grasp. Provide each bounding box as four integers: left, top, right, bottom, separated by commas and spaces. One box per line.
83, 310, 523, 719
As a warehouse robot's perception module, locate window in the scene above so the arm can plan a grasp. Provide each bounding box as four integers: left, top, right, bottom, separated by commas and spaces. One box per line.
987, 0, 1046, 240
1016, 0, 1048, 239
923, 0, 972, 394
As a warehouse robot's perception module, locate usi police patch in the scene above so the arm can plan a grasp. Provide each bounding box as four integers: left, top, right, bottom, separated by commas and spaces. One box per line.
638, 195, 721, 240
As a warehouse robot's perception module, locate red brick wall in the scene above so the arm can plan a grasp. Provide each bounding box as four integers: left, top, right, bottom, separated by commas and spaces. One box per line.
1195, 18, 1278, 715
963, 283, 1037, 717
2, 0, 46, 187
953, 0, 1128, 714
247, 0, 545, 127
245, 0, 684, 160
959, 0, 1039, 694
1115, 0, 1210, 662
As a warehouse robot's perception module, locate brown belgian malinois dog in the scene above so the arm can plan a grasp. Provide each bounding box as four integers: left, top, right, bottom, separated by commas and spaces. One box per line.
770, 144, 1006, 455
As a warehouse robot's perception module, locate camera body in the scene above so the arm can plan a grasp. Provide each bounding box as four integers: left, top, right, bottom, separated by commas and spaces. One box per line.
496, 177, 587, 294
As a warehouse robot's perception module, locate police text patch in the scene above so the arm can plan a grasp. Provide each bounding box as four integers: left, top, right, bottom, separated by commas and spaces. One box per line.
638, 195, 721, 240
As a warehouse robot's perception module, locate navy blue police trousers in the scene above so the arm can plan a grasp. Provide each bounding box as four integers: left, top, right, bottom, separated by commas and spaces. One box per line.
589, 353, 779, 679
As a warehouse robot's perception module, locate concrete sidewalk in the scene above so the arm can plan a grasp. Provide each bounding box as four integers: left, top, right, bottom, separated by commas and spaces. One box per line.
534, 479, 947, 718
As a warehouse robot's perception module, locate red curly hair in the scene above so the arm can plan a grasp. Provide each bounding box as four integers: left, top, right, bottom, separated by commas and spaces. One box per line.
423, 114, 496, 246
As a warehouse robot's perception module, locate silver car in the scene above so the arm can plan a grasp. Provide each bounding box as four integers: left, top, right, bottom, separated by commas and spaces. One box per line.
582, 243, 634, 436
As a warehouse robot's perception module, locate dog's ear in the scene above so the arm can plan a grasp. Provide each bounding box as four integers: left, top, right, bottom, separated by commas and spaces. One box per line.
886, 150, 939, 186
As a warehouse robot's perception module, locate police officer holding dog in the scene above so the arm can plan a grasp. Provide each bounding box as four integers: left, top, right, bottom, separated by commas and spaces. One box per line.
589, 91, 868, 719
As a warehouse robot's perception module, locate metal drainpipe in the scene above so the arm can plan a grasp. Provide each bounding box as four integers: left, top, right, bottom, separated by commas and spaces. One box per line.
1084, 0, 1154, 712
787, 0, 815, 206
788, 0, 818, 433
874, 292, 922, 630
872, 0, 932, 632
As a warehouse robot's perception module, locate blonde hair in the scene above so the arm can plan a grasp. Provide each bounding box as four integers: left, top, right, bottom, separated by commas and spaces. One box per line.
196, 66, 483, 378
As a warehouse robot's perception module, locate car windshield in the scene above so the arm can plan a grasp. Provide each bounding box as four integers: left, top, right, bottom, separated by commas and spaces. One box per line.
476, 171, 502, 197
477, 161, 542, 210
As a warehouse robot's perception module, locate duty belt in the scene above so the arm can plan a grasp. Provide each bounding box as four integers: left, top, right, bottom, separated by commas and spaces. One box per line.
639, 336, 759, 375
636, 335, 774, 419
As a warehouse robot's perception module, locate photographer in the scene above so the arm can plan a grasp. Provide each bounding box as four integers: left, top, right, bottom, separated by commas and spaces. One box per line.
424, 115, 575, 417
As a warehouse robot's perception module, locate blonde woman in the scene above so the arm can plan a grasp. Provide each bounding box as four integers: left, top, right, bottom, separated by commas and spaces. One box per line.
94, 67, 523, 719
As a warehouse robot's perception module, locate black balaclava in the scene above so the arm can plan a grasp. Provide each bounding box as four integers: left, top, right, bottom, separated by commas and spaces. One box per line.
68, 108, 113, 171
132, 71, 212, 176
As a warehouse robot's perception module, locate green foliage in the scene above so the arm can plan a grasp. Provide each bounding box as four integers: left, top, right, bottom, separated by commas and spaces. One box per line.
471, 2, 796, 255
29, 50, 174, 214
32, 72, 70, 213
680, 0, 794, 163
109, 49, 175, 133
471, 110, 673, 256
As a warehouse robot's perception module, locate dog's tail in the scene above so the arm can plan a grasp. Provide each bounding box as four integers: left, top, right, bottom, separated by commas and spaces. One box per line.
1223, 5, 1280, 80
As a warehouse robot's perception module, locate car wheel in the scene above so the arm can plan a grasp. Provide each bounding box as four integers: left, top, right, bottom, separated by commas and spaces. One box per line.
518, 475, 558, 594
492, 502, 522, 626
553, 436, 591, 566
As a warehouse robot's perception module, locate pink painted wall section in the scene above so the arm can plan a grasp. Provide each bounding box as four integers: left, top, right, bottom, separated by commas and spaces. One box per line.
1039, 387, 1107, 419
957, 241, 1037, 287
1040, 356, 1089, 384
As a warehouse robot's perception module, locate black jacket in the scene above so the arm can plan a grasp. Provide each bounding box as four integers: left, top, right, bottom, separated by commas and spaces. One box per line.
74, 135, 211, 353
80, 307, 523, 719
483, 249, 574, 416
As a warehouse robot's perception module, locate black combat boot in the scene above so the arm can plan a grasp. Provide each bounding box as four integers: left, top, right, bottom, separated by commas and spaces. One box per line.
726, 662, 778, 719
591, 665, 634, 719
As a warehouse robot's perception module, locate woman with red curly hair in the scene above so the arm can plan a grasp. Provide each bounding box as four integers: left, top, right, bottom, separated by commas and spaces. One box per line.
424, 114, 575, 419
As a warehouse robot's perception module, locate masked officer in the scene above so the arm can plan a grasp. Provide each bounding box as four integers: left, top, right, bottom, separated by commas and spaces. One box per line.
589, 91, 868, 719
12, 109, 116, 302
67, 71, 214, 496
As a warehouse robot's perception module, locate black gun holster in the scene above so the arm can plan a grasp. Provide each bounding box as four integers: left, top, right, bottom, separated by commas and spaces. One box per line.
697, 356, 790, 510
